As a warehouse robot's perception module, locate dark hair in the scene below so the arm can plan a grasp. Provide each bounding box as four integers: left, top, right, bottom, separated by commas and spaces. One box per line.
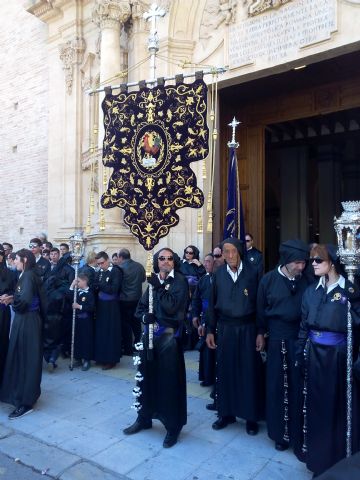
2, 242, 13, 251
16, 249, 36, 270
118, 248, 131, 260
42, 249, 50, 256
78, 272, 89, 282
43, 241, 53, 249
30, 238, 42, 247
245, 233, 253, 240
153, 248, 181, 273
50, 247, 60, 254
95, 251, 109, 261
205, 253, 214, 258
183, 245, 200, 260
59, 243, 69, 250
213, 244, 222, 252
8, 252, 16, 260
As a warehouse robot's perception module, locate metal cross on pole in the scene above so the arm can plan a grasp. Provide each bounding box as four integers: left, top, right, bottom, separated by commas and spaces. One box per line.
143, 3, 166, 82
227, 117, 241, 148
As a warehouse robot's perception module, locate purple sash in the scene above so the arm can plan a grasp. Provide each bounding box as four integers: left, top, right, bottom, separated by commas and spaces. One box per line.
309, 330, 346, 346
98, 292, 117, 301
202, 299, 209, 313
77, 312, 89, 319
186, 275, 199, 287
28, 296, 40, 312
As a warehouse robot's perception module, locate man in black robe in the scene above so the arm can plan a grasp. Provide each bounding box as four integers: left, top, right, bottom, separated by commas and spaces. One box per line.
123, 248, 189, 448
192, 253, 216, 388
118, 248, 146, 355
94, 251, 123, 370
244, 233, 263, 282
256, 239, 310, 451
206, 237, 264, 435
29, 238, 50, 282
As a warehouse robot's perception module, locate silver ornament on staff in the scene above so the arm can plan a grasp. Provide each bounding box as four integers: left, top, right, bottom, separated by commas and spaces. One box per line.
146, 251, 154, 362
68, 232, 87, 371
334, 200, 360, 457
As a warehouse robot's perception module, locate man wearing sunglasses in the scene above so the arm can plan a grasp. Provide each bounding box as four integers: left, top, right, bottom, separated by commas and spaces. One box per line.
124, 248, 189, 449
257, 239, 310, 451
29, 238, 50, 282
244, 233, 263, 282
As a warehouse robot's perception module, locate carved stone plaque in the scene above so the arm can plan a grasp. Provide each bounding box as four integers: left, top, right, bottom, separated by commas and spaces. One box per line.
229, 0, 337, 69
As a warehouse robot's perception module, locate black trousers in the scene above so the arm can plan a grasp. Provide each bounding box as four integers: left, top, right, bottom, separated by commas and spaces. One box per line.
120, 300, 141, 354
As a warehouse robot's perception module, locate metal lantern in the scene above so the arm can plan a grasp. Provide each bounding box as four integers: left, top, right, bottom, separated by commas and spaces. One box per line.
334, 200, 360, 283
69, 231, 87, 370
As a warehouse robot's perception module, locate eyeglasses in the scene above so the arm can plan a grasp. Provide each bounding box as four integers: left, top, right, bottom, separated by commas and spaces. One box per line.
213, 254, 222, 258
310, 257, 324, 264
29, 244, 39, 249
158, 256, 174, 261
185, 250, 194, 255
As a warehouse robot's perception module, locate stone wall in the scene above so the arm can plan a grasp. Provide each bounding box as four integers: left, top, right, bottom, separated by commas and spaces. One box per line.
0, 0, 48, 249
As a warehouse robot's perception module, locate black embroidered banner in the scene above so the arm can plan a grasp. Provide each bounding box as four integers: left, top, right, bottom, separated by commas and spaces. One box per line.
100, 78, 208, 250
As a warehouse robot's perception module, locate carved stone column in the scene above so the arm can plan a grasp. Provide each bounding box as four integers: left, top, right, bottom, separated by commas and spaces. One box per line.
92, 0, 131, 234
92, 0, 131, 84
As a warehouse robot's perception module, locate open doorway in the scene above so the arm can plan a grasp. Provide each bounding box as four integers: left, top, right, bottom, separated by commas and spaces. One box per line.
265, 108, 360, 270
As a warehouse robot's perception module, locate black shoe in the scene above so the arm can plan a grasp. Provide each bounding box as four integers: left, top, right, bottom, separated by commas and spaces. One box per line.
82, 361, 91, 371
200, 381, 213, 387
123, 419, 152, 435
163, 430, 180, 448
212, 416, 236, 430
9, 405, 33, 419
246, 421, 259, 436
206, 402, 217, 411
275, 442, 289, 451
47, 361, 57, 373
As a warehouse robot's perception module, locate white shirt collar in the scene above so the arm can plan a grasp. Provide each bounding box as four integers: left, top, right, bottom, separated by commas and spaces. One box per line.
315, 275, 345, 294
278, 265, 295, 281
226, 262, 243, 282
157, 269, 174, 283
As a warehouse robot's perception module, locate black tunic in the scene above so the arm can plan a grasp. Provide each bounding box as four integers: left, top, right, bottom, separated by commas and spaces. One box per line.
0, 266, 16, 385
296, 278, 360, 476
135, 272, 189, 432
192, 273, 216, 384
257, 268, 310, 446
244, 247, 263, 283
208, 263, 263, 421
73, 288, 95, 360
34, 256, 51, 282
0, 269, 46, 408
94, 266, 123, 363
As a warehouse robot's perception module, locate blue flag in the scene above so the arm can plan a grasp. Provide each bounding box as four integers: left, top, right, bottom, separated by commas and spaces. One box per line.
223, 146, 245, 241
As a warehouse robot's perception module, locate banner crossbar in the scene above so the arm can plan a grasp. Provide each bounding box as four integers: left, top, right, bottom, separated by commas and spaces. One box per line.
86, 66, 227, 95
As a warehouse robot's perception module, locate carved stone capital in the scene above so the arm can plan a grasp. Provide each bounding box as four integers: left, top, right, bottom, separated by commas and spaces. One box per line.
92, 0, 131, 30
59, 37, 86, 95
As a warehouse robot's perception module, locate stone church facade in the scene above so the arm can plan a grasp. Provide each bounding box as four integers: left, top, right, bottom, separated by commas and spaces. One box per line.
1, 0, 360, 263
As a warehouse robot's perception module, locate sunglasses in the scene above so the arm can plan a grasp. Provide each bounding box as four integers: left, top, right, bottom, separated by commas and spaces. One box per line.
245, 239, 251, 243
310, 257, 324, 264
185, 251, 194, 255
29, 244, 40, 248
158, 256, 174, 261
213, 254, 222, 258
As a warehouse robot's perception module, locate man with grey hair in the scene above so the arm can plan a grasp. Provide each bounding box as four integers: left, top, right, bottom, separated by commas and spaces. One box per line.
118, 248, 146, 355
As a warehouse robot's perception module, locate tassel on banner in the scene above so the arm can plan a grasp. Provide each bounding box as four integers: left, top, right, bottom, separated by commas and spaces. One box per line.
202, 159, 207, 180
146, 251, 153, 277
99, 209, 105, 231
197, 210, 203, 234
207, 208, 213, 233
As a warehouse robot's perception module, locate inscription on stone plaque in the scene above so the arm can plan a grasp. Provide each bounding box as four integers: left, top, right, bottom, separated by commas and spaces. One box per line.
229, 0, 337, 69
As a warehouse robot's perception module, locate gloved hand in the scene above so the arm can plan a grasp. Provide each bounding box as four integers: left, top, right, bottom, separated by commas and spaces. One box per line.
147, 273, 162, 290
142, 312, 156, 325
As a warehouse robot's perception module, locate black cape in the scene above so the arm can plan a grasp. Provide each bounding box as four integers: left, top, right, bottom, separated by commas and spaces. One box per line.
295, 279, 360, 476
135, 271, 189, 431
1, 269, 46, 408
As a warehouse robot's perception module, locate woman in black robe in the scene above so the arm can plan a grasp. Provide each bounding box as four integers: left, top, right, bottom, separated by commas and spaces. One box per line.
0, 249, 46, 419
295, 244, 360, 477
0, 246, 16, 385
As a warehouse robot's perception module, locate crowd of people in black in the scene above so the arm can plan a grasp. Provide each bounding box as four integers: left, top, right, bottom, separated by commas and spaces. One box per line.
0, 235, 359, 478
